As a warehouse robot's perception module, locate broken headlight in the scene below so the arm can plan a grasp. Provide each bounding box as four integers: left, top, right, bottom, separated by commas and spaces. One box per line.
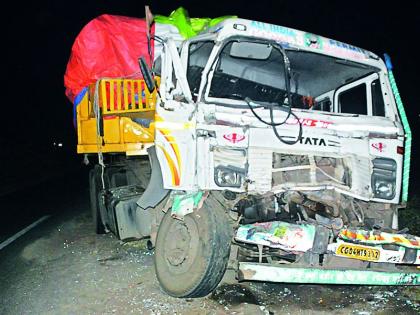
371, 158, 396, 200
213, 147, 247, 188
214, 165, 245, 188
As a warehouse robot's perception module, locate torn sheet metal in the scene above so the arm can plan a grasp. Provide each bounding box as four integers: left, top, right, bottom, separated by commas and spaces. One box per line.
238, 262, 420, 285
328, 241, 420, 264
170, 191, 204, 219
235, 221, 315, 252
339, 228, 420, 249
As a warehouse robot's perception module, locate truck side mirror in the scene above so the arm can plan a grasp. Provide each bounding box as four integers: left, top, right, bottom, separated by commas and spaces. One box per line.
138, 56, 156, 93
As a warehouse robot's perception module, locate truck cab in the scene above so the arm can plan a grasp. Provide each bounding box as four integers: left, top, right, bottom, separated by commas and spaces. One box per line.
157, 18, 405, 211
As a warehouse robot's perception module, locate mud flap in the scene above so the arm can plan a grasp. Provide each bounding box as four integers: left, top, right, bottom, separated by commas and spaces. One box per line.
136, 146, 170, 210
170, 191, 205, 219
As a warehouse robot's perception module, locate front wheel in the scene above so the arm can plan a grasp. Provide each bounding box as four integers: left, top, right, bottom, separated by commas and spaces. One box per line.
154, 194, 232, 298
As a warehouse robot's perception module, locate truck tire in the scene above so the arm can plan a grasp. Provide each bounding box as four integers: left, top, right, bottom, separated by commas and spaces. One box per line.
89, 169, 106, 234
154, 194, 232, 297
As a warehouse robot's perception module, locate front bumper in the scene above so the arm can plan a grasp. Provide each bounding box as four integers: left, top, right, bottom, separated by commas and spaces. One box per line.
237, 262, 419, 285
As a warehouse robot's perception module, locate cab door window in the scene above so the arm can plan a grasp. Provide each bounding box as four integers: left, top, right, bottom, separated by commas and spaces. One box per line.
187, 41, 215, 97
371, 79, 385, 117
335, 73, 386, 117
338, 83, 367, 115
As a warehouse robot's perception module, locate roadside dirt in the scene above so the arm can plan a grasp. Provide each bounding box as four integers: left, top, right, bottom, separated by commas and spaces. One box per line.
0, 206, 419, 315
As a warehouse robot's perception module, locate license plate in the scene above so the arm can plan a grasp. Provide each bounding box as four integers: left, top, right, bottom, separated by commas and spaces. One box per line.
336, 243, 380, 262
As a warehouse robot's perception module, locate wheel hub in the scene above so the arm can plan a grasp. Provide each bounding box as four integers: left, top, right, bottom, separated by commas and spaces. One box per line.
165, 221, 192, 267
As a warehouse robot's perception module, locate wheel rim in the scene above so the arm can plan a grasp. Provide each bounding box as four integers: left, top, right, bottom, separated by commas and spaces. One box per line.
163, 216, 200, 274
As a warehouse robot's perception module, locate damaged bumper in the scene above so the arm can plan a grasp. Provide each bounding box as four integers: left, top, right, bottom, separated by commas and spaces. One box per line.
234, 221, 420, 285
235, 221, 420, 265
237, 262, 419, 285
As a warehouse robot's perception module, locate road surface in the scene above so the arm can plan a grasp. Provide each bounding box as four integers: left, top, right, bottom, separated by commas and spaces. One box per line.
0, 169, 419, 314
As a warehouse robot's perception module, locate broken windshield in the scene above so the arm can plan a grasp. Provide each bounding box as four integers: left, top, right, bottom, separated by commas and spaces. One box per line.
209, 40, 288, 105
206, 39, 377, 110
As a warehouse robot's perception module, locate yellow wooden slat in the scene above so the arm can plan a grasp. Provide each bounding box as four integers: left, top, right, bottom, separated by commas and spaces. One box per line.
123, 80, 129, 110
116, 80, 122, 111
131, 80, 136, 110
144, 81, 150, 110
109, 80, 114, 113
138, 80, 144, 109
101, 80, 107, 114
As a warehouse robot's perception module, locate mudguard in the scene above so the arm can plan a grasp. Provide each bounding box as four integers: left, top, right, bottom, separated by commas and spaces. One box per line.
136, 146, 170, 210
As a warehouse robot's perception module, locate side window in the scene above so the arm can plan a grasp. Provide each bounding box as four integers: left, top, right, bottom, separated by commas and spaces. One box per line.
338, 83, 367, 115
371, 79, 385, 117
187, 41, 215, 96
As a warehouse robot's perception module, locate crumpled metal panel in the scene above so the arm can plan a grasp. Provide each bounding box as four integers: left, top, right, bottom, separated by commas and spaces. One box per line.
247, 148, 272, 192
238, 262, 419, 285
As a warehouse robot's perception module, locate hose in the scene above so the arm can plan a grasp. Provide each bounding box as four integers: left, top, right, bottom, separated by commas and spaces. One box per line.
244, 42, 303, 145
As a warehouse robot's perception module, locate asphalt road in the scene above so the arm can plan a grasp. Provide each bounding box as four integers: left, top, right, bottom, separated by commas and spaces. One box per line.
0, 169, 419, 314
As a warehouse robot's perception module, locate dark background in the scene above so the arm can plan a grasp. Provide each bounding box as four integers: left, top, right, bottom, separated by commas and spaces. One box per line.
1, 0, 419, 195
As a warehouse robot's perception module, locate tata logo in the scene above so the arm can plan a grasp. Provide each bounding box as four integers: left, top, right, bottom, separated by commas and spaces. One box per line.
371, 142, 386, 153
299, 137, 327, 146
223, 133, 245, 144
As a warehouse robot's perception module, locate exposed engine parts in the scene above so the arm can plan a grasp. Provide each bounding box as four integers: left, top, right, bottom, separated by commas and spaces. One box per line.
231, 189, 394, 229
232, 195, 280, 224
229, 189, 400, 265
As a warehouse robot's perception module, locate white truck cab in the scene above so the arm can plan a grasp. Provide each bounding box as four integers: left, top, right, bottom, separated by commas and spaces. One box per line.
156, 18, 405, 204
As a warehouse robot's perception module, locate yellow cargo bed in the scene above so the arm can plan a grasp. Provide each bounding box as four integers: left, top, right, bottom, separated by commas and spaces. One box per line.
76, 78, 157, 156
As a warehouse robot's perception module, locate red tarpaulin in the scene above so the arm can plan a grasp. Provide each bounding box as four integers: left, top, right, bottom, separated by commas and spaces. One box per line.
64, 14, 154, 104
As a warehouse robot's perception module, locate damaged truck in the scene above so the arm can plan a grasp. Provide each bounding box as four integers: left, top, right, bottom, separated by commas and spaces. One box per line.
65, 7, 419, 298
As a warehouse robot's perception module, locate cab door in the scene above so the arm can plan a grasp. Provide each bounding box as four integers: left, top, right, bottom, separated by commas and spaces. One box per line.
334, 73, 404, 203
334, 73, 383, 116
155, 39, 196, 190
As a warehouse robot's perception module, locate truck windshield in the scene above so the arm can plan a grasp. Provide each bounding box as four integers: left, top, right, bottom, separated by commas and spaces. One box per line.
207, 40, 377, 110
209, 41, 287, 105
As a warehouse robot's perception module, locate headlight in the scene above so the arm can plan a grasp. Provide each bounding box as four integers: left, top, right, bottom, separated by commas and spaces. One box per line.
213, 147, 247, 188
372, 158, 396, 200
214, 166, 244, 188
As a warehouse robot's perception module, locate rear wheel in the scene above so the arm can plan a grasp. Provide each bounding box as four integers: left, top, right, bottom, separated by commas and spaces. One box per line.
154, 194, 232, 297
89, 168, 106, 234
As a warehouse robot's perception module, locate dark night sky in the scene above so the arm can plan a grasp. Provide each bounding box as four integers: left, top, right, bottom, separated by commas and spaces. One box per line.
2, 0, 420, 193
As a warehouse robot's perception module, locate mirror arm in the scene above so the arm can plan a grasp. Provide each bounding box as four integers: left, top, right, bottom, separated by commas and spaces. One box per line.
138, 56, 166, 108
138, 56, 156, 92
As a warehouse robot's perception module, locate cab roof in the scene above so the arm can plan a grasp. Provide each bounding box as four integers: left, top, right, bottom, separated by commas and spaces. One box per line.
202, 18, 386, 71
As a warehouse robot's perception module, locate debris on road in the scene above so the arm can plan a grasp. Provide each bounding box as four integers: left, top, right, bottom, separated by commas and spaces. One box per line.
0, 209, 418, 314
